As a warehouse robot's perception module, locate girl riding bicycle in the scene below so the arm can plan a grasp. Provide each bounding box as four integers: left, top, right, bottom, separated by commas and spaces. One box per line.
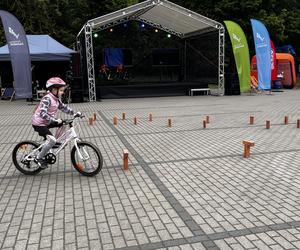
32, 77, 81, 169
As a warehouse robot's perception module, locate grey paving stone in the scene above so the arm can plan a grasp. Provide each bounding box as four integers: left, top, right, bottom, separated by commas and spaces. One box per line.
64, 232, 76, 244
236, 235, 255, 249
102, 243, 115, 250
179, 244, 193, 250
292, 240, 300, 249
39, 236, 52, 248
135, 233, 149, 245
52, 239, 64, 250
25, 244, 39, 250
163, 238, 188, 247
87, 229, 100, 240
41, 226, 52, 237
252, 240, 271, 249
127, 240, 139, 247
89, 240, 102, 250
158, 229, 172, 241
113, 236, 126, 248
65, 243, 77, 250
100, 232, 113, 245
257, 232, 276, 245
2, 236, 16, 248
27, 232, 40, 245
76, 235, 89, 248
76, 225, 87, 237
273, 236, 296, 249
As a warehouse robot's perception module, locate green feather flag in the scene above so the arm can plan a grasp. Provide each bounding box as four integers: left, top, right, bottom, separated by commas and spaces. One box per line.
224, 21, 251, 92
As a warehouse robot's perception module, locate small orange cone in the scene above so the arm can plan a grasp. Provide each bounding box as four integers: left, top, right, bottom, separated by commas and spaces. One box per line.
266, 120, 270, 129
123, 149, 129, 170
243, 140, 255, 158
113, 116, 118, 125
206, 116, 210, 124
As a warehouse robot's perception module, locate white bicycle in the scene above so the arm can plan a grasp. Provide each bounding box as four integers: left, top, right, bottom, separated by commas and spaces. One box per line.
12, 115, 103, 177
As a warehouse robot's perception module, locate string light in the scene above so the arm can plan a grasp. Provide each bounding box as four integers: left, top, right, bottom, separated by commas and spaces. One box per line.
155, 29, 159, 33
93, 33, 98, 38
109, 28, 113, 32
167, 34, 171, 38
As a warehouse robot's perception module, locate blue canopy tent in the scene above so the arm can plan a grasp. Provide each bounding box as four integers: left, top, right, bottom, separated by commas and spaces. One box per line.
0, 34, 75, 61
0, 35, 77, 96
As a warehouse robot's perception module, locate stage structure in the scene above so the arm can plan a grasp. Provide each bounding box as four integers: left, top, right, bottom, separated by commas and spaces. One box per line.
77, 0, 225, 101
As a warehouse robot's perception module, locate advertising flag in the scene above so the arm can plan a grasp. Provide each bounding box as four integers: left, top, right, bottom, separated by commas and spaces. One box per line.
270, 40, 277, 81
224, 21, 250, 92
251, 19, 271, 90
0, 10, 32, 98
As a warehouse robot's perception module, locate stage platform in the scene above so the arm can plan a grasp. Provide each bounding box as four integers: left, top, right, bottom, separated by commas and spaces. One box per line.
96, 81, 211, 99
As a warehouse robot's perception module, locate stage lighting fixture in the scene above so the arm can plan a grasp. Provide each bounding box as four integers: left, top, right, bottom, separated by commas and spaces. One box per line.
141, 23, 145, 28
93, 33, 98, 38
167, 34, 171, 38
109, 28, 113, 32
123, 23, 128, 28
155, 29, 159, 33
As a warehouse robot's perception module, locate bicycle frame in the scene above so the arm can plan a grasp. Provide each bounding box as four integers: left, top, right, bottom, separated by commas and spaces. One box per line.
23, 118, 87, 162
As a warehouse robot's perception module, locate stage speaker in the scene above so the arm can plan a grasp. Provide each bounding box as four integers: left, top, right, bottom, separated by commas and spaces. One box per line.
70, 53, 81, 77
70, 76, 83, 90
71, 89, 84, 103
152, 48, 179, 66
225, 73, 240, 95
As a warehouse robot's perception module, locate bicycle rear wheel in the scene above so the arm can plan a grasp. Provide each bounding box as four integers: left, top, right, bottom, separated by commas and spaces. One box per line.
71, 141, 103, 177
12, 141, 42, 175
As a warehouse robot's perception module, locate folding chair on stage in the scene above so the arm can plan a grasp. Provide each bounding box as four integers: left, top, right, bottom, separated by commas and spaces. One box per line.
250, 76, 260, 94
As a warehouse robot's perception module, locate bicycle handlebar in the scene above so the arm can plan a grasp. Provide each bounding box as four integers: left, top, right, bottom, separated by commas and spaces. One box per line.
62, 115, 85, 125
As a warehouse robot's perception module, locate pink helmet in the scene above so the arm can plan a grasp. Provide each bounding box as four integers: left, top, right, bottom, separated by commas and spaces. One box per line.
46, 77, 66, 89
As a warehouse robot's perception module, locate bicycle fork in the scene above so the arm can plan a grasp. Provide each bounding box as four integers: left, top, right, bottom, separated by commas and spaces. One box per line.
74, 139, 90, 161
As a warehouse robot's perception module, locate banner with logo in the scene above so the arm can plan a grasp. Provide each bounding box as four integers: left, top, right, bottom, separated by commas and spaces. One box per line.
0, 10, 32, 98
270, 40, 277, 81
251, 19, 271, 90
224, 21, 250, 92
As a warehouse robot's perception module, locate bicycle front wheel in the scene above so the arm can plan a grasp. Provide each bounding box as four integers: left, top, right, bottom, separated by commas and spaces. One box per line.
71, 141, 103, 177
12, 141, 42, 175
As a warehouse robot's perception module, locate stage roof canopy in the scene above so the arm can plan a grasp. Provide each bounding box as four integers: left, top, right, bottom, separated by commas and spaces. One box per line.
78, 0, 223, 38
77, 0, 225, 101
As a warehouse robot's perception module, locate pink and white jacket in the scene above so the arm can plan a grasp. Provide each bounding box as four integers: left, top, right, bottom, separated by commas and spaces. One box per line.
32, 92, 74, 126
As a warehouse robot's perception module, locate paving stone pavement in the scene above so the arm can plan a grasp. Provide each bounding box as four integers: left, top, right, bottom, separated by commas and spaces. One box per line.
0, 90, 300, 249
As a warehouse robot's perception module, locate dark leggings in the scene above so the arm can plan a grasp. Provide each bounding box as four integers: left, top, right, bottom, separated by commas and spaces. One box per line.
33, 124, 63, 159
33, 124, 62, 139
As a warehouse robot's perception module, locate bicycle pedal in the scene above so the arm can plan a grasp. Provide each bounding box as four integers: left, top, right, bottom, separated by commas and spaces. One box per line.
34, 158, 48, 169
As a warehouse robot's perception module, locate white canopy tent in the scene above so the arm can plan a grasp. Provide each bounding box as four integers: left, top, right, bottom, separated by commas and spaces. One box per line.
77, 0, 224, 101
